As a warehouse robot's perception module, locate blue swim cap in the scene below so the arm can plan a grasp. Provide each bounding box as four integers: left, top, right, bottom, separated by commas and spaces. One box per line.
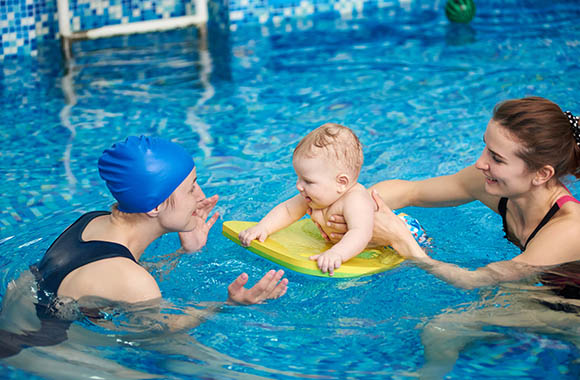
98, 136, 195, 213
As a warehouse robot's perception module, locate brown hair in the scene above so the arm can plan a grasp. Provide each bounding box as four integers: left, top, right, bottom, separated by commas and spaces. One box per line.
111, 203, 145, 223
293, 123, 364, 177
493, 96, 580, 180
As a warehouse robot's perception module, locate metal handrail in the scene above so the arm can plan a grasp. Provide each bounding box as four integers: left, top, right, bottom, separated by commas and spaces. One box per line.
56, 0, 208, 41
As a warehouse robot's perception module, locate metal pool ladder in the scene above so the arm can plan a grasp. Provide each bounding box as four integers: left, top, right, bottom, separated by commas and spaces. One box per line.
56, 0, 208, 48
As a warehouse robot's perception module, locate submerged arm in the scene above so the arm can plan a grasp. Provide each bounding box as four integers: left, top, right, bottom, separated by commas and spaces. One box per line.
81, 269, 288, 334
420, 211, 580, 288
78, 296, 211, 335
412, 257, 538, 289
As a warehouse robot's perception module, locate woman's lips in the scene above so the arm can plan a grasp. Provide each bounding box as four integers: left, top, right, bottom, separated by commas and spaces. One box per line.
484, 175, 498, 184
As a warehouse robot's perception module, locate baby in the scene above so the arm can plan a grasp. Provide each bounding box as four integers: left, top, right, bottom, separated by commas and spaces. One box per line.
239, 123, 374, 276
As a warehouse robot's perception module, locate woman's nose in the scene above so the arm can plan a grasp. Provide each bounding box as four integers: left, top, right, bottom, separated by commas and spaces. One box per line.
474, 149, 488, 170
195, 184, 206, 199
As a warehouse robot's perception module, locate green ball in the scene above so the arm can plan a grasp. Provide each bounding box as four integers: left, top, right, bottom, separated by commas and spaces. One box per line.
445, 0, 476, 24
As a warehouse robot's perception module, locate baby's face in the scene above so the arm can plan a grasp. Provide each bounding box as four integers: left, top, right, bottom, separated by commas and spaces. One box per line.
292, 154, 342, 209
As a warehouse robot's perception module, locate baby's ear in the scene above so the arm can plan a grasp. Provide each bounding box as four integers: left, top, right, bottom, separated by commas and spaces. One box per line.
336, 173, 350, 191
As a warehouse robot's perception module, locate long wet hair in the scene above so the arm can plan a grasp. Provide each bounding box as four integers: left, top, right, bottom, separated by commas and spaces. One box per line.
493, 96, 580, 180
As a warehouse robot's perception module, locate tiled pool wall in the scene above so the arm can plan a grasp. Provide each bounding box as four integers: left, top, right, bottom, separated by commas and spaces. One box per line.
0, 0, 439, 60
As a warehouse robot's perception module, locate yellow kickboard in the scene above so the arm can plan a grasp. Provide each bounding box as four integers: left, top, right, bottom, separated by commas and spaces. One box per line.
222, 219, 404, 278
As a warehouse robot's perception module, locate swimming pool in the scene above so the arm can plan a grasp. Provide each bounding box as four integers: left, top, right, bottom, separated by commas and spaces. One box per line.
1, 0, 580, 378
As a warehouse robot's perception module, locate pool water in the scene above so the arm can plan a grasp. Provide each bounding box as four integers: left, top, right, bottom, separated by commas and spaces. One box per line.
1, 0, 580, 378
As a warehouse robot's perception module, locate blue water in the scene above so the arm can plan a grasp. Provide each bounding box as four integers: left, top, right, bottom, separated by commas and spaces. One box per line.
1, 0, 580, 378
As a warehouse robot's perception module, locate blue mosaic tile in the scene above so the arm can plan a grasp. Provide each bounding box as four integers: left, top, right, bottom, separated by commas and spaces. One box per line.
66, 0, 197, 31
1, 0, 437, 59
1, 0, 201, 59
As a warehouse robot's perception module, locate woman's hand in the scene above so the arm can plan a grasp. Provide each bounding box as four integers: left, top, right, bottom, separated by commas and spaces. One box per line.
308, 207, 346, 243
324, 191, 429, 259
227, 270, 288, 305
307, 207, 333, 242
370, 190, 428, 260
179, 195, 220, 253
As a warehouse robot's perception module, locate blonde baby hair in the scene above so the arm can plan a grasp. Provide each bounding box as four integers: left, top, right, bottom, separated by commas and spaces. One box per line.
293, 123, 363, 178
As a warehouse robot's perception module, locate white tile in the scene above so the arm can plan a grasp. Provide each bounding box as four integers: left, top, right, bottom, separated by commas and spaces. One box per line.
230, 10, 244, 21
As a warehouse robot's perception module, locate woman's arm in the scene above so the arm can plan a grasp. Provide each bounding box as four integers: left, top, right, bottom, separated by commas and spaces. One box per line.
406, 254, 538, 289
168, 270, 288, 328
81, 269, 288, 334
165, 269, 288, 330
370, 191, 538, 289
370, 165, 497, 211
325, 165, 499, 239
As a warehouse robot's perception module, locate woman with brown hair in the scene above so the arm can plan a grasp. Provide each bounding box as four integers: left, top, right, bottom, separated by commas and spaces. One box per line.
326, 96, 580, 286
368, 96, 580, 284
325, 96, 580, 376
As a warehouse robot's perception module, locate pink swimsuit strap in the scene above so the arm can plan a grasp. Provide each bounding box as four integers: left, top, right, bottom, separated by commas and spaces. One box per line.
555, 184, 580, 208
556, 194, 580, 208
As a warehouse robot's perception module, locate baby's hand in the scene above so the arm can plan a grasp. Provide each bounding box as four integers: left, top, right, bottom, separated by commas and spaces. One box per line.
309, 251, 343, 276
239, 225, 269, 247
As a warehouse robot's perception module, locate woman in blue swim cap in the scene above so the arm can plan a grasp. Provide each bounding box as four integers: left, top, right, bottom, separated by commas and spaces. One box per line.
33, 136, 288, 310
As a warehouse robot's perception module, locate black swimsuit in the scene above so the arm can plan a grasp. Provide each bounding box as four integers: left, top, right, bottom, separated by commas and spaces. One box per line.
0, 211, 137, 358
31, 210, 137, 299
498, 197, 567, 251
499, 196, 580, 311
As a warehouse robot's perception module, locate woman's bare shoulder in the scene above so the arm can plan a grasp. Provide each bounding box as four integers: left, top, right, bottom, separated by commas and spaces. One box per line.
515, 214, 580, 266
59, 258, 161, 303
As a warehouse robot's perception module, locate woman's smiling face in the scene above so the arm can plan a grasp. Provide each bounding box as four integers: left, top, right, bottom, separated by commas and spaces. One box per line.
157, 168, 204, 232
475, 119, 537, 198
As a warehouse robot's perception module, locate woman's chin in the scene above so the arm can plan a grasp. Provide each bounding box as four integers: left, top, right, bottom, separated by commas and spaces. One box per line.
484, 181, 502, 196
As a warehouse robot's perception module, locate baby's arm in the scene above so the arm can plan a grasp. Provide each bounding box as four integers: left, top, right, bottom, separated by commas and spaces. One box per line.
239, 195, 308, 246
310, 191, 374, 275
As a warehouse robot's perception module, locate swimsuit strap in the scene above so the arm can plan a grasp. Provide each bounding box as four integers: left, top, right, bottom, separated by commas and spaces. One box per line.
523, 202, 561, 249
556, 195, 580, 208
498, 196, 572, 250
498, 197, 510, 240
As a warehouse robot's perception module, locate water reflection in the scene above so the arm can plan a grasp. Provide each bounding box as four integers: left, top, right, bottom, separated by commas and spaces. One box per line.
1, 2, 580, 378
55, 23, 231, 198
0, 270, 306, 379
445, 23, 477, 46
419, 262, 580, 378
